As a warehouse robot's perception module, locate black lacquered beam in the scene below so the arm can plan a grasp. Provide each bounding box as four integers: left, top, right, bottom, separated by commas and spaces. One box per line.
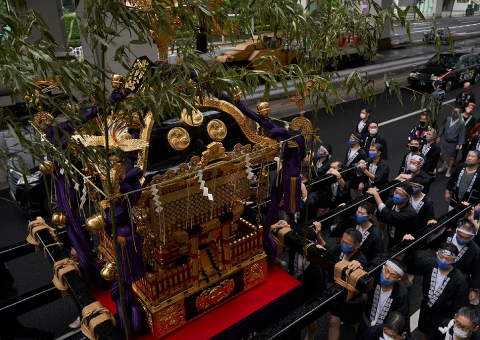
0, 283, 62, 318
253, 191, 467, 340
35, 229, 121, 340
365, 204, 471, 272
0, 228, 67, 263
307, 180, 401, 227
249, 165, 357, 210
271, 226, 373, 293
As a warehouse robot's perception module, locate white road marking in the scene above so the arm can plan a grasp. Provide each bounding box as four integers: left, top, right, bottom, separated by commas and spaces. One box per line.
410, 308, 421, 331
378, 99, 456, 126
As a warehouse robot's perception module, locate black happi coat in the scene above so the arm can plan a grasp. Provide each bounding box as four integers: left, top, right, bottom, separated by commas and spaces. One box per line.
356, 278, 410, 339
360, 324, 412, 340
358, 157, 390, 188
427, 319, 480, 340
407, 125, 430, 146
405, 257, 470, 335
410, 194, 435, 229
356, 118, 373, 138
422, 142, 441, 174
330, 217, 384, 263
468, 135, 480, 152
446, 164, 480, 207
345, 147, 367, 190
430, 229, 480, 290
362, 133, 389, 160
311, 158, 331, 179
344, 147, 368, 167
377, 199, 417, 248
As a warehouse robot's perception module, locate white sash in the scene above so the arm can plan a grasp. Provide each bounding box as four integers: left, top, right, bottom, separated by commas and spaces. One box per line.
346, 148, 359, 166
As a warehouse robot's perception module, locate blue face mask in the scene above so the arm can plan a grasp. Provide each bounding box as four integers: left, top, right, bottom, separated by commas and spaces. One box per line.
437, 257, 452, 269
412, 188, 421, 195
369, 151, 378, 158
302, 180, 308, 184
349, 139, 356, 146
340, 242, 356, 254
356, 213, 368, 224
380, 272, 396, 286
316, 152, 323, 158
456, 234, 470, 245
393, 194, 407, 204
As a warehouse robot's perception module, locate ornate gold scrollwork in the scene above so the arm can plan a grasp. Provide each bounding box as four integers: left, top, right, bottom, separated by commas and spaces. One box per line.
290, 116, 313, 141
194, 97, 277, 148
33, 112, 55, 129
167, 127, 190, 151
207, 119, 227, 141
195, 279, 235, 310
180, 108, 204, 127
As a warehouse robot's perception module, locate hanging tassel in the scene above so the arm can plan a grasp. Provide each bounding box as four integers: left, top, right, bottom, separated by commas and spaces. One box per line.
283, 167, 302, 214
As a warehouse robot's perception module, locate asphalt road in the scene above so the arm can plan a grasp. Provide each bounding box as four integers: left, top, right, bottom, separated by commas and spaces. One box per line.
393, 15, 480, 43
2, 49, 480, 340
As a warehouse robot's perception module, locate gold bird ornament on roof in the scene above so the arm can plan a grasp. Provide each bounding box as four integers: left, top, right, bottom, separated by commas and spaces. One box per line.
72, 116, 149, 152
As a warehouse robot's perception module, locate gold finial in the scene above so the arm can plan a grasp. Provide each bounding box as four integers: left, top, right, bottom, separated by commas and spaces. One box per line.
110, 74, 125, 91
257, 102, 271, 119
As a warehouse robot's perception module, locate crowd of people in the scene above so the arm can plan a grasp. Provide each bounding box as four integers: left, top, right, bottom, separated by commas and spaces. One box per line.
273, 82, 480, 340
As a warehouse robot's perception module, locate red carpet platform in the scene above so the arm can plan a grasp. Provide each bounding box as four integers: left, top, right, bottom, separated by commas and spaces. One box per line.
92, 264, 302, 340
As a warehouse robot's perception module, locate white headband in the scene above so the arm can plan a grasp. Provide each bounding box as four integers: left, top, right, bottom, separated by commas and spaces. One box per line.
321, 147, 332, 160
385, 260, 404, 277
397, 187, 411, 198
457, 229, 476, 236
410, 182, 424, 189
411, 155, 425, 165
437, 249, 457, 260
351, 134, 359, 140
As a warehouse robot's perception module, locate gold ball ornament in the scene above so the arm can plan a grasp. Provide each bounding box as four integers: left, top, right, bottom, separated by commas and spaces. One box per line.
232, 87, 242, 102
39, 160, 55, 175
85, 214, 106, 234
257, 102, 271, 119
110, 74, 125, 91
52, 212, 68, 226
100, 262, 116, 281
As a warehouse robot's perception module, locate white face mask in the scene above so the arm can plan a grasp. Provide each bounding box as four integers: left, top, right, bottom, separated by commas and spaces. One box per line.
409, 164, 418, 172
453, 324, 470, 338
382, 332, 395, 340
369, 129, 378, 135
360, 113, 366, 119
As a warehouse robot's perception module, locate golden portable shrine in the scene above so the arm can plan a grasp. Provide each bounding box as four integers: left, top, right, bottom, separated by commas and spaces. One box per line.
24, 1, 315, 339
97, 137, 277, 338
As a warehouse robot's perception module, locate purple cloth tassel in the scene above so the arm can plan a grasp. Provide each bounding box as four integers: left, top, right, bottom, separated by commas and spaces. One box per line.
111, 280, 143, 335
283, 172, 302, 214
54, 167, 102, 286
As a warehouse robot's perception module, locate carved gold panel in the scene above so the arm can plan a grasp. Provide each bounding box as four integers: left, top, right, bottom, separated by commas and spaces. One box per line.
195, 279, 234, 311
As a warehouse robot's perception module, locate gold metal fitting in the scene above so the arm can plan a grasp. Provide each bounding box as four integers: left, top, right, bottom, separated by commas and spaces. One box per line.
124, 111, 143, 129
233, 86, 242, 102
100, 262, 116, 281
39, 160, 55, 175
110, 74, 125, 91
33, 112, 55, 128
52, 212, 68, 226
257, 102, 271, 119
85, 213, 106, 234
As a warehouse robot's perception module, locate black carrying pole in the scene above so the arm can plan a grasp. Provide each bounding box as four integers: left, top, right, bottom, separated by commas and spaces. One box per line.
0, 228, 122, 340
253, 199, 471, 339
249, 165, 356, 211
